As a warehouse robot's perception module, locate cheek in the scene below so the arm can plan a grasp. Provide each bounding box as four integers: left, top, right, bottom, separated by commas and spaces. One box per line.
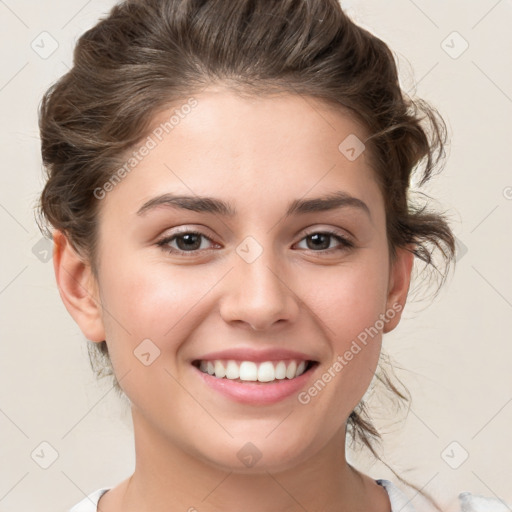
96, 260, 222, 420
98, 236, 390, 402
98, 259, 219, 368
304, 252, 390, 407
308, 252, 390, 342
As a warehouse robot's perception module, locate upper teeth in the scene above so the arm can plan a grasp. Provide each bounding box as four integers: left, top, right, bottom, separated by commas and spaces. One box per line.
198, 359, 308, 382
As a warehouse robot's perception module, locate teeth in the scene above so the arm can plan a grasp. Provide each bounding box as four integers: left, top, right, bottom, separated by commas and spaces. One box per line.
239, 361, 258, 381
225, 360, 239, 379
257, 362, 275, 382
214, 360, 226, 378
197, 359, 310, 382
285, 361, 297, 379
275, 361, 287, 379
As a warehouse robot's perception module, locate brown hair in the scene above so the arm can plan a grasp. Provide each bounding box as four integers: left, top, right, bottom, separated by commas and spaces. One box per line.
38, 0, 455, 508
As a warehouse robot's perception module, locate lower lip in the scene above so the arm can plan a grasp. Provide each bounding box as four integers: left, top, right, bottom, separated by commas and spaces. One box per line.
193, 364, 317, 405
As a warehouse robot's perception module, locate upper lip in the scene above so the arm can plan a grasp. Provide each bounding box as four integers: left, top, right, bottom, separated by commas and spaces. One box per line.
193, 348, 318, 363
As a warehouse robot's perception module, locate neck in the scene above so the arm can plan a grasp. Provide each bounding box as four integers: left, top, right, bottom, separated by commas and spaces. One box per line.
119, 407, 386, 512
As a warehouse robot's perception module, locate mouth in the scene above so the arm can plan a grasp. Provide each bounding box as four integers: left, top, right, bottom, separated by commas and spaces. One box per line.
192, 359, 318, 384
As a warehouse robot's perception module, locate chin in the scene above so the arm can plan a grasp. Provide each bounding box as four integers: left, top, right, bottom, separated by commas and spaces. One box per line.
193, 434, 320, 475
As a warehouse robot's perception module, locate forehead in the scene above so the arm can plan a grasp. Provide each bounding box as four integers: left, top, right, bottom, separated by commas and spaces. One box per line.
150, 87, 369, 163
99, 87, 382, 219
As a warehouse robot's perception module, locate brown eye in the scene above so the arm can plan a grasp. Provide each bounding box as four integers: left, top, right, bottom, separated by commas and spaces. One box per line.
174, 233, 203, 251
306, 233, 331, 250
157, 231, 217, 255
296, 231, 354, 253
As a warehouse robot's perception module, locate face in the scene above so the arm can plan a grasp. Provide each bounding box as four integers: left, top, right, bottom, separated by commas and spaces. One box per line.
61, 87, 412, 473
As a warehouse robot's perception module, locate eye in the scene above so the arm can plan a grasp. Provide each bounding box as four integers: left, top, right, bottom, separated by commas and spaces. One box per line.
295, 230, 354, 253
157, 230, 218, 256
156, 228, 354, 257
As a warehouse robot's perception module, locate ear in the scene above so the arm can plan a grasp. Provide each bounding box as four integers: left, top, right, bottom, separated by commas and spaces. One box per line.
383, 246, 415, 333
53, 230, 105, 342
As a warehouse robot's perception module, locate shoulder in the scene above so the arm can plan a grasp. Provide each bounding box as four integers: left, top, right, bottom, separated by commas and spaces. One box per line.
457, 491, 511, 512
376, 479, 511, 512
69, 488, 110, 512
376, 479, 417, 512
68, 481, 510, 512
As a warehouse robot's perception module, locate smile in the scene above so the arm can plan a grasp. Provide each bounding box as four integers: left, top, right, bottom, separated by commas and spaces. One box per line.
194, 359, 316, 383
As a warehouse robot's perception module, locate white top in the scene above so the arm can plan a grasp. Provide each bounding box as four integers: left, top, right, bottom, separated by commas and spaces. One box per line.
68, 479, 511, 512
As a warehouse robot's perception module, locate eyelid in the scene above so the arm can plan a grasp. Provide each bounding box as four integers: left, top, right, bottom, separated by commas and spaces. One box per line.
300, 226, 353, 242
156, 225, 355, 257
156, 228, 219, 255
296, 228, 354, 252
156, 225, 216, 244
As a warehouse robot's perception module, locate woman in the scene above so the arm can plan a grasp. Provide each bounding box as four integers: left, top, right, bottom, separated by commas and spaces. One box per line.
37, 0, 508, 510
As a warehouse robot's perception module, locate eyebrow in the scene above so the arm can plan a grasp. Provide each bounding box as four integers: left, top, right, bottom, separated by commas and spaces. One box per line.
136, 191, 371, 219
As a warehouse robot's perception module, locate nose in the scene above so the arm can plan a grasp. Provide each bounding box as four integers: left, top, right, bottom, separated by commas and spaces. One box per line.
218, 244, 300, 331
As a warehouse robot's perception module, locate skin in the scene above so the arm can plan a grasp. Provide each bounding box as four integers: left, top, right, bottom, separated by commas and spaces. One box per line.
54, 87, 414, 512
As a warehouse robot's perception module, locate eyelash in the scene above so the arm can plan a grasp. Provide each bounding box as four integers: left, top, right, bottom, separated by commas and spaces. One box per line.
156, 229, 354, 257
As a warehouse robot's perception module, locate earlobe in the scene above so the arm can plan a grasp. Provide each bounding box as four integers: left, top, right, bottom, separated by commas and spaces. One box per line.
53, 231, 105, 342
383, 246, 415, 333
